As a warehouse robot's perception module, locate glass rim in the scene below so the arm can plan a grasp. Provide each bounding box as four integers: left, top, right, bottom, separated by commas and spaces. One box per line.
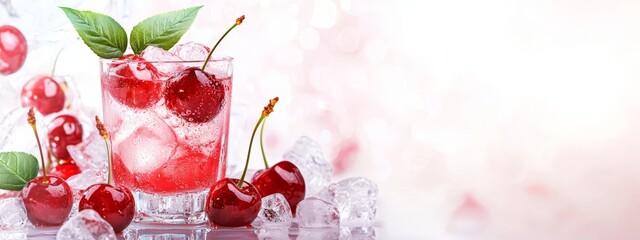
99, 55, 233, 64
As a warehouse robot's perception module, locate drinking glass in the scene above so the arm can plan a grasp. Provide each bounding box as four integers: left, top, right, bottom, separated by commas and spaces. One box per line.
99, 57, 232, 224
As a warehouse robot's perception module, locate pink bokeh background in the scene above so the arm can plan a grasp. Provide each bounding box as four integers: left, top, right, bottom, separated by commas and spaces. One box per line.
3, 0, 640, 239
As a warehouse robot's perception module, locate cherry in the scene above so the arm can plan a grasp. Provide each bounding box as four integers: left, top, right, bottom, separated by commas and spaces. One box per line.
21, 75, 66, 116
21, 107, 73, 226
206, 96, 278, 227
205, 178, 261, 226
165, 67, 225, 123
78, 116, 135, 232
47, 114, 83, 160
251, 161, 305, 214
49, 161, 81, 180
104, 54, 163, 109
165, 15, 244, 123
21, 176, 74, 226
0, 25, 27, 75
79, 184, 135, 233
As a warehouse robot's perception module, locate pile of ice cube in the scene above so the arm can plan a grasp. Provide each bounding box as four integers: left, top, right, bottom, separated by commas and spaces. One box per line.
253, 136, 378, 238
139, 43, 212, 76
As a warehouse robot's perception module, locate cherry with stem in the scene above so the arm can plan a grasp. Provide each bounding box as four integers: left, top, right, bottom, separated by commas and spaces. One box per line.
21, 107, 74, 226
165, 15, 244, 123
205, 97, 277, 227
251, 99, 307, 213
78, 116, 135, 233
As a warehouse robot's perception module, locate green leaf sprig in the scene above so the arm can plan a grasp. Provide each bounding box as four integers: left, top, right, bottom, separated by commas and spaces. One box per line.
0, 152, 39, 191
61, 6, 202, 58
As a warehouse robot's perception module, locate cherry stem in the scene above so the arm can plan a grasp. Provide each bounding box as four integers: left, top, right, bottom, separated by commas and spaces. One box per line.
237, 97, 278, 188
95, 116, 112, 185
46, 151, 52, 174
260, 119, 269, 169
201, 15, 245, 70
238, 115, 265, 188
50, 47, 64, 77
28, 107, 48, 184
105, 140, 112, 185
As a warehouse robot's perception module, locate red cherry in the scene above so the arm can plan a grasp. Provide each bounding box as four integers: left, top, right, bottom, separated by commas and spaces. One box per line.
165, 67, 225, 123
79, 184, 135, 233
47, 114, 83, 160
0, 25, 27, 75
21, 75, 66, 115
251, 160, 305, 214
20, 176, 73, 226
104, 54, 163, 109
205, 178, 261, 227
49, 161, 81, 180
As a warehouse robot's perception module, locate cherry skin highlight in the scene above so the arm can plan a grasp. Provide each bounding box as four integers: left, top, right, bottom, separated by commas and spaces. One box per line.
0, 25, 27, 75
251, 160, 306, 214
104, 54, 163, 109
20, 176, 73, 226
47, 114, 83, 160
49, 161, 81, 180
165, 67, 225, 123
79, 184, 135, 233
205, 178, 261, 227
21, 75, 66, 116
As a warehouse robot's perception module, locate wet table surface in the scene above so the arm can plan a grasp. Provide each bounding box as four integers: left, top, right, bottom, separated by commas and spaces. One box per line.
1, 223, 379, 239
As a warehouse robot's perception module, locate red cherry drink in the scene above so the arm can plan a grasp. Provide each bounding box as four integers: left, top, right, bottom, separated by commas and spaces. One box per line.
99, 57, 232, 224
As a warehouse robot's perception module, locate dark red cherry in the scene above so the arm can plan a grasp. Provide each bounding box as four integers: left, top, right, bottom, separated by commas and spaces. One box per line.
165, 67, 225, 123
49, 161, 81, 180
0, 25, 27, 75
21, 176, 73, 226
79, 184, 135, 233
205, 178, 261, 227
21, 75, 66, 115
47, 114, 83, 160
104, 54, 163, 109
251, 161, 305, 214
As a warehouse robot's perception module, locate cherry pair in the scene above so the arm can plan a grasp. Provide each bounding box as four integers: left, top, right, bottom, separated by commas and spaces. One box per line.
105, 53, 224, 123
206, 95, 306, 226
20, 108, 134, 233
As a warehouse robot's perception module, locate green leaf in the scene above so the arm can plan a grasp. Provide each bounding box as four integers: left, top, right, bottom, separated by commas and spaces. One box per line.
130, 6, 203, 54
0, 152, 39, 191
60, 7, 127, 58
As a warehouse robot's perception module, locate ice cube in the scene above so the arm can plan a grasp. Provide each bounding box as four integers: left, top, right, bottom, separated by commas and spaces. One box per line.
283, 136, 332, 196
66, 168, 107, 191
324, 177, 378, 226
296, 197, 340, 228
0, 197, 32, 229
57, 209, 117, 240
0, 107, 48, 161
170, 42, 210, 61
255, 193, 293, 226
67, 132, 107, 171
113, 113, 177, 173
140, 46, 184, 75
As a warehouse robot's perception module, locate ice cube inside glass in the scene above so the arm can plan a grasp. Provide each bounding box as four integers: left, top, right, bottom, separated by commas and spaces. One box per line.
99, 56, 233, 224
